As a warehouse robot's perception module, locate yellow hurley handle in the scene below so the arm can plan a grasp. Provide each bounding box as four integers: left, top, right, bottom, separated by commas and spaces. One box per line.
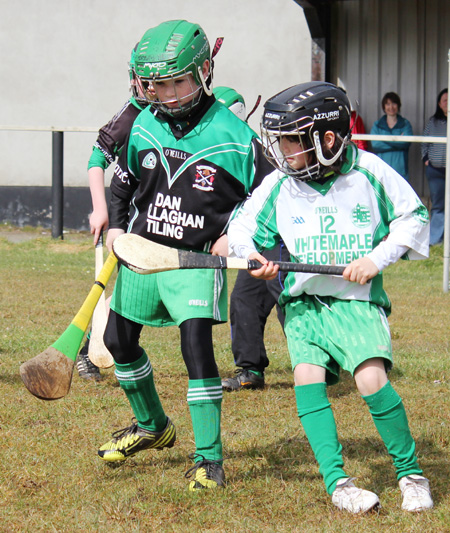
72, 251, 118, 333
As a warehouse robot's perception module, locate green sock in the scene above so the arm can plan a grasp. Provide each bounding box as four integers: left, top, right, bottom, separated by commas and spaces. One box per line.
115, 350, 167, 432
295, 383, 346, 494
362, 380, 422, 479
187, 377, 223, 463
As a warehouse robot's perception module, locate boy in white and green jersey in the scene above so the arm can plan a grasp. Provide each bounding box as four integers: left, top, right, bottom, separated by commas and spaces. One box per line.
228, 82, 433, 513
97, 20, 273, 491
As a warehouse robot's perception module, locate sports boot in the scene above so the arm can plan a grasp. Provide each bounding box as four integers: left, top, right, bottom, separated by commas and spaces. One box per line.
185, 454, 226, 491
331, 478, 380, 513
76, 340, 102, 381
399, 475, 433, 512
221, 368, 264, 391
98, 417, 176, 462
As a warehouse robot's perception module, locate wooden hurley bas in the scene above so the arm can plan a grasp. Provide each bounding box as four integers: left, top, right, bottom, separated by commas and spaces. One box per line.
20, 251, 118, 401
112, 233, 345, 276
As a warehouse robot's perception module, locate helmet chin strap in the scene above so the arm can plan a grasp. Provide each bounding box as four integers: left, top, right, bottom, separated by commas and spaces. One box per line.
198, 66, 212, 96
312, 130, 347, 166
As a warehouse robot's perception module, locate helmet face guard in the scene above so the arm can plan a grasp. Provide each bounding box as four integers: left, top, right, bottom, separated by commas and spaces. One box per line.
135, 20, 211, 118
138, 71, 204, 119
261, 116, 320, 181
261, 82, 351, 181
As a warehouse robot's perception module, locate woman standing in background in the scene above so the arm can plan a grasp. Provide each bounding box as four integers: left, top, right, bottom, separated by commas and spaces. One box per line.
371, 92, 412, 180
422, 88, 448, 246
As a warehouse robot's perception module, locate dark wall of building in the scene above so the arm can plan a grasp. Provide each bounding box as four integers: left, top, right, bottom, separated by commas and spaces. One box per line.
0, 186, 110, 231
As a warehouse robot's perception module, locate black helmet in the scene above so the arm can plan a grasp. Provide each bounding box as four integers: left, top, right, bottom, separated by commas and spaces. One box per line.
261, 82, 351, 180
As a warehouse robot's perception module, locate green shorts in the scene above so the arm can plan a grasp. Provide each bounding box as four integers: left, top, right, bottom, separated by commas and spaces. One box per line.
110, 266, 228, 327
284, 294, 393, 385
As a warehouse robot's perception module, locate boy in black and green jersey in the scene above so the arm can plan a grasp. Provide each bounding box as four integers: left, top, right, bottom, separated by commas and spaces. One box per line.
98, 20, 273, 491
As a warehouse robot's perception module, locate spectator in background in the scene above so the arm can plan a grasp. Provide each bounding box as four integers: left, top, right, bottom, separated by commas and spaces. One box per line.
422, 88, 448, 246
371, 92, 412, 180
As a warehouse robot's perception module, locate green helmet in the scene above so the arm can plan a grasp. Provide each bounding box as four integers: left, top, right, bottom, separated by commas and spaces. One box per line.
213, 86, 246, 120
129, 43, 147, 107
129, 45, 137, 77
135, 20, 211, 117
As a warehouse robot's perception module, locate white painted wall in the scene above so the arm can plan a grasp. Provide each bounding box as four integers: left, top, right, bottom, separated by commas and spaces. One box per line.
0, 0, 311, 186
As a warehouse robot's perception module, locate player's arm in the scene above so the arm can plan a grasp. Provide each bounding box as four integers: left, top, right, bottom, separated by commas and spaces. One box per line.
218, 137, 276, 257
344, 168, 429, 285
86, 142, 112, 243
228, 173, 281, 263
228, 215, 279, 281
344, 241, 410, 285
88, 165, 109, 243
106, 139, 139, 251
228, 214, 280, 281
89, 102, 143, 244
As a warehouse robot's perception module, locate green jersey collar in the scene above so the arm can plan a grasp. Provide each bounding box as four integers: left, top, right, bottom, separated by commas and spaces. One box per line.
340, 142, 358, 175
305, 143, 358, 195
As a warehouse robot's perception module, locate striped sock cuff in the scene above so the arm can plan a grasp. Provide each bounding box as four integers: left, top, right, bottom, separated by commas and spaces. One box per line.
115, 353, 153, 383
187, 378, 222, 404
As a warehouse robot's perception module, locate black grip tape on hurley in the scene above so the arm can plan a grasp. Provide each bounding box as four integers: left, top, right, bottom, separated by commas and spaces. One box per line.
247, 259, 345, 276
178, 250, 228, 269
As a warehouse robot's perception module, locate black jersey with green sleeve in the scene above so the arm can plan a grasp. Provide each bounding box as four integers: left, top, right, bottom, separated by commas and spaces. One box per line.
109, 99, 272, 252
88, 97, 146, 170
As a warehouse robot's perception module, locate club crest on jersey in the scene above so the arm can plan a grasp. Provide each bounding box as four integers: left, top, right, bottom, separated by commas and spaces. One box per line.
193, 165, 216, 191
411, 204, 430, 225
142, 152, 156, 169
351, 204, 371, 228
143, 152, 157, 169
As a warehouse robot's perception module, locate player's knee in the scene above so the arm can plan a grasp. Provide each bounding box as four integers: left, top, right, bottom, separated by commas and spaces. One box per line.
354, 358, 388, 396
103, 325, 140, 364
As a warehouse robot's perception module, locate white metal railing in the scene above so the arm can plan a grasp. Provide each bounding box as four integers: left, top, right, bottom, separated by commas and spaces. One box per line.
1, 88, 449, 291
0, 126, 98, 132
352, 134, 446, 143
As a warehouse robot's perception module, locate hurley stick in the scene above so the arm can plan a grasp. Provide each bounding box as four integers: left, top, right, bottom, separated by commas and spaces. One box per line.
20, 251, 118, 400
112, 233, 345, 276
87, 233, 114, 368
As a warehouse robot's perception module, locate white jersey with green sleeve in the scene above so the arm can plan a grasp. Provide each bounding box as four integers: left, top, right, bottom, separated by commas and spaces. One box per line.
228, 144, 430, 311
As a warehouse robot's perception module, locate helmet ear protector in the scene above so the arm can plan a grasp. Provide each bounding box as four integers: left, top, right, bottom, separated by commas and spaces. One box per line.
261, 82, 351, 181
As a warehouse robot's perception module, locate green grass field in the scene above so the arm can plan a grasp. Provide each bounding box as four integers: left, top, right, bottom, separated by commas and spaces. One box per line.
0, 227, 449, 532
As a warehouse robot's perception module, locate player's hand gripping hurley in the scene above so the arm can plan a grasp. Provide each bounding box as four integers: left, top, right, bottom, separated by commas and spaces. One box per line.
112, 233, 345, 276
